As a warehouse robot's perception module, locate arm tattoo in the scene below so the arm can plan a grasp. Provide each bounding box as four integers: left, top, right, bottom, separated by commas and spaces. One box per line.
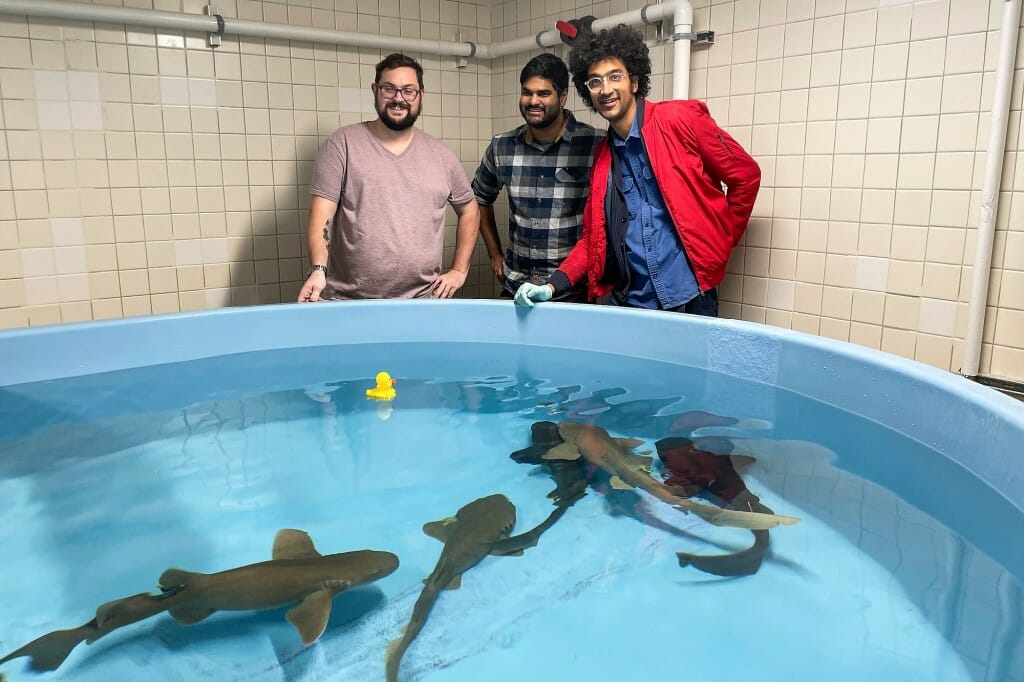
322, 219, 331, 246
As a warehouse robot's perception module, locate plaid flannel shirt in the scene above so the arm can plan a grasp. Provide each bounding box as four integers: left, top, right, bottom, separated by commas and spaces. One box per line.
472, 113, 604, 291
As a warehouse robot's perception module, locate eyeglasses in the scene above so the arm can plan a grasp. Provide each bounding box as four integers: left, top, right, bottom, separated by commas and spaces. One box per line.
585, 71, 630, 92
375, 83, 422, 101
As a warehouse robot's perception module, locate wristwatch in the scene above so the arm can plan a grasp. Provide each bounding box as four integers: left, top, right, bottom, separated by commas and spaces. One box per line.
308, 264, 327, 277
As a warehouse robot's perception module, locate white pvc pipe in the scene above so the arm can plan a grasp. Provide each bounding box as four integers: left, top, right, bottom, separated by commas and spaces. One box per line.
963, 0, 1021, 378
0, 0, 214, 33
479, 1, 692, 98
0, 0, 694, 96
0, 0, 475, 56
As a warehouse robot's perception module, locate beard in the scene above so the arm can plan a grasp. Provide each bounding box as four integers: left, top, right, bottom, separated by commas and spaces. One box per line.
520, 103, 560, 130
377, 99, 420, 131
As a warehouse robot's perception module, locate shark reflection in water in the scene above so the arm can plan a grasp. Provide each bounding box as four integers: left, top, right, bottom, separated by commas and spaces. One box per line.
0, 530, 398, 672
385, 493, 566, 682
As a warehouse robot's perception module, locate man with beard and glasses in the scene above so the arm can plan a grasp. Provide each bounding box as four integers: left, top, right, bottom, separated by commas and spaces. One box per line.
514, 26, 760, 317
471, 53, 603, 301
299, 53, 479, 302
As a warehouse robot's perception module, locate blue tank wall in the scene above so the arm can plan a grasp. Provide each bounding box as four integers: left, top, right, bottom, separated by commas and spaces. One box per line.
2, 299, 1022, 510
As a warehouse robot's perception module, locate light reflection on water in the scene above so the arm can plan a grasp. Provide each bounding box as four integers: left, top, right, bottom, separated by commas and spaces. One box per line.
0, 342, 1021, 681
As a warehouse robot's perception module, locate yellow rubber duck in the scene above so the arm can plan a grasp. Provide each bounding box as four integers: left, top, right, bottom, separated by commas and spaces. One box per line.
366, 371, 396, 401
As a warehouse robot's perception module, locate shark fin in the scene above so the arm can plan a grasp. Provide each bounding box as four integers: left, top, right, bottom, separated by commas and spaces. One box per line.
614, 437, 645, 450
94, 592, 150, 630
167, 604, 215, 625
444, 573, 463, 590
609, 475, 634, 490
0, 625, 95, 672
158, 568, 198, 591
491, 547, 525, 557
423, 517, 459, 542
542, 443, 581, 461
286, 588, 335, 645
729, 454, 757, 472
621, 452, 654, 470
273, 529, 321, 560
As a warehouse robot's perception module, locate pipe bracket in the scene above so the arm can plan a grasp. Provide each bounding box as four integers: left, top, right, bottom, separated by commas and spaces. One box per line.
204, 4, 223, 48
673, 30, 714, 45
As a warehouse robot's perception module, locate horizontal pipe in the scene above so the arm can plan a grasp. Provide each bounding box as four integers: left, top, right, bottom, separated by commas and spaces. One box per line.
0, 0, 476, 57
485, 2, 691, 59
226, 16, 474, 57
0, 0, 693, 63
0, 0, 215, 33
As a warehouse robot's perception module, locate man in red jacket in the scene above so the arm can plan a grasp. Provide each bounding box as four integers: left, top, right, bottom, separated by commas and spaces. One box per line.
514, 25, 760, 316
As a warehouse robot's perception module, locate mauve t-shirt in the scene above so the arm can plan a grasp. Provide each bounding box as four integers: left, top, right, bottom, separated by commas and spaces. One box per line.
310, 122, 474, 299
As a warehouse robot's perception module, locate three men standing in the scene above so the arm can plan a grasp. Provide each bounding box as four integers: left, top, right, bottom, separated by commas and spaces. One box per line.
299, 30, 760, 317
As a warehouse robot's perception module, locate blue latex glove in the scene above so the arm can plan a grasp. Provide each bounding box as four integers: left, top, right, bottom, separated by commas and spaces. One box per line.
514, 282, 554, 308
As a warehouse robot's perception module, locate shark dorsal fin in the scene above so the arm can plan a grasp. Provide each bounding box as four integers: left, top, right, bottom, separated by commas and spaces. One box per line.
542, 443, 581, 461
614, 437, 646, 451
158, 568, 196, 591
273, 529, 321, 560
423, 517, 458, 543
286, 588, 336, 645
729, 454, 757, 472
621, 452, 654, 470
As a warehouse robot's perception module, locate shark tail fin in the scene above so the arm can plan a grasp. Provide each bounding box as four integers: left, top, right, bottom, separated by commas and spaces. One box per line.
0, 625, 95, 672
677, 529, 770, 577
385, 634, 409, 682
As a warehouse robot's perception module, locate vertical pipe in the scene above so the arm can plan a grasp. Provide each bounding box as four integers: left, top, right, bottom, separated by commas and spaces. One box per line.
672, 3, 693, 99
963, 0, 1022, 377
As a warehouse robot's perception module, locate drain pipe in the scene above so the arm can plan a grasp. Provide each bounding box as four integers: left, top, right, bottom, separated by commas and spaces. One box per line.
0, 0, 695, 98
962, 0, 1022, 378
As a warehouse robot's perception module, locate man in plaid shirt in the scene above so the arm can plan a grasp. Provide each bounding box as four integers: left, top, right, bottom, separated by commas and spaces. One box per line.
472, 54, 604, 301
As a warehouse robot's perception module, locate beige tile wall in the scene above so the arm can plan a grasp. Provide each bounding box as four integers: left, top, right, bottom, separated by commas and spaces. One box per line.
0, 0, 1022, 382
0, 0, 498, 330
681, 0, 1023, 380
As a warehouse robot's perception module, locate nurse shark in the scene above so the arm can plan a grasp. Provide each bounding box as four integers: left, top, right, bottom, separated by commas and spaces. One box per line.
385, 493, 565, 682
1, 529, 398, 672
544, 420, 799, 530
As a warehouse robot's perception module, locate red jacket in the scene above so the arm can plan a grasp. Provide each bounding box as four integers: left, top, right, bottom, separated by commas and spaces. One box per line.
554, 99, 760, 300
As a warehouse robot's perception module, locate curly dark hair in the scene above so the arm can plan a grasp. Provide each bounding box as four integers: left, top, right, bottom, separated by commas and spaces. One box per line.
375, 53, 424, 90
568, 24, 651, 111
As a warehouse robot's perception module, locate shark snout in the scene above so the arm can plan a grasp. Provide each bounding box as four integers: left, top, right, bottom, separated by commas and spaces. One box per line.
367, 551, 400, 578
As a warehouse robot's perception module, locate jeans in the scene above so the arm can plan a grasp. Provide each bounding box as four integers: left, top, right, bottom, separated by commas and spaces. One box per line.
665, 288, 719, 317
606, 287, 719, 317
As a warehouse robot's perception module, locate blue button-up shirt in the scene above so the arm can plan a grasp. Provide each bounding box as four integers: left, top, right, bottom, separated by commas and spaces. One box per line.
612, 116, 699, 309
